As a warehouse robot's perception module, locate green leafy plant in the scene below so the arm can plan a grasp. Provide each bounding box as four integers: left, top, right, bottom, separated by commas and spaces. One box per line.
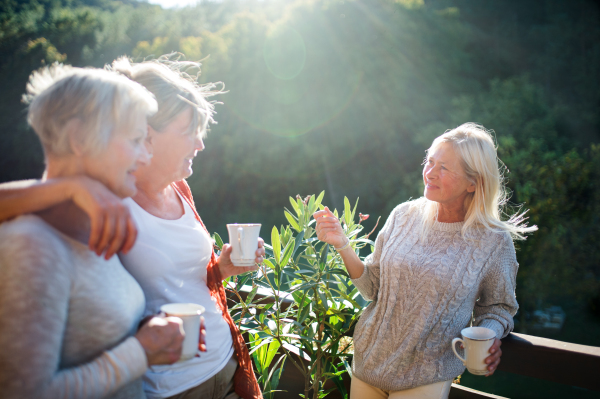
222, 192, 378, 399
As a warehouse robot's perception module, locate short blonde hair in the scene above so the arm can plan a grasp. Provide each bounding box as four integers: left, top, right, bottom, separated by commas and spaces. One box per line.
420, 122, 537, 240
24, 64, 157, 157
108, 54, 222, 136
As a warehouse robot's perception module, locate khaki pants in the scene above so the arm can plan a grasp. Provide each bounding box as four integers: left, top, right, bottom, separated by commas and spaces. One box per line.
166, 355, 240, 399
350, 375, 452, 399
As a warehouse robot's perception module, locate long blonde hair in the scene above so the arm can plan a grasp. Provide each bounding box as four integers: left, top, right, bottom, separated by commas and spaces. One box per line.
420, 123, 537, 241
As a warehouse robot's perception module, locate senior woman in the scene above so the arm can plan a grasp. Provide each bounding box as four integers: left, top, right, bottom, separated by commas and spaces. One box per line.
0, 65, 185, 399
110, 57, 264, 399
0, 56, 264, 399
314, 123, 537, 399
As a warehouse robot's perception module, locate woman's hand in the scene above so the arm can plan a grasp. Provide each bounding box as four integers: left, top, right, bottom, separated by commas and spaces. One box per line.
313, 207, 347, 249
485, 338, 502, 376
217, 237, 264, 280
67, 176, 138, 259
135, 316, 185, 365
197, 317, 207, 354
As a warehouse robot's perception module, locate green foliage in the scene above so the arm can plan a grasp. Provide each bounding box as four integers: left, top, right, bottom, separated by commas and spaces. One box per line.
227, 192, 372, 398
2, 0, 600, 335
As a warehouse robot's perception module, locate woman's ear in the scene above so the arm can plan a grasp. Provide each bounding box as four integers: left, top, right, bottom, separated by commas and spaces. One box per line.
65, 118, 85, 156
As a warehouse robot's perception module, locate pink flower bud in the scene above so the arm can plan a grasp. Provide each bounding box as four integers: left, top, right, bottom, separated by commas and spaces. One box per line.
359, 213, 370, 221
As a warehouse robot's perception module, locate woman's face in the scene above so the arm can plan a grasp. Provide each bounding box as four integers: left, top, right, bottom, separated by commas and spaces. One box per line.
423, 142, 475, 210
83, 112, 151, 198
148, 107, 205, 183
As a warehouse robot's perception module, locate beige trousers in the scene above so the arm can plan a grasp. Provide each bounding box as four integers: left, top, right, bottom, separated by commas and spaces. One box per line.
165, 354, 240, 399
350, 375, 452, 399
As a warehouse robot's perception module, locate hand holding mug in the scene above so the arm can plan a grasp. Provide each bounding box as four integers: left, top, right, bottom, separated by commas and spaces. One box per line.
218, 237, 264, 280
135, 316, 184, 365
452, 327, 499, 376
313, 207, 347, 248
484, 338, 502, 376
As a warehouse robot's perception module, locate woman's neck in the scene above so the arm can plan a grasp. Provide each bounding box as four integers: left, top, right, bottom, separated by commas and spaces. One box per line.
132, 179, 184, 220
436, 204, 466, 223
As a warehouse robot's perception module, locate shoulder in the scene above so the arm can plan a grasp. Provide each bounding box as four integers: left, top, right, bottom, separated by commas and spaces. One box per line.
389, 198, 424, 219
478, 230, 518, 274
0, 215, 72, 271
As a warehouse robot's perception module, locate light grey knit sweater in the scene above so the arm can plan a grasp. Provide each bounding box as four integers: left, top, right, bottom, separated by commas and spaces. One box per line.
351, 199, 519, 391
0, 215, 148, 399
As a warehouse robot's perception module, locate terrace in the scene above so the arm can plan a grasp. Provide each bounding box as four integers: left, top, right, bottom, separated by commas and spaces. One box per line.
230, 285, 600, 399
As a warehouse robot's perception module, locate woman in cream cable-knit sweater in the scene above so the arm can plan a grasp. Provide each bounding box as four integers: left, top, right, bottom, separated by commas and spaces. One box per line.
314, 123, 537, 399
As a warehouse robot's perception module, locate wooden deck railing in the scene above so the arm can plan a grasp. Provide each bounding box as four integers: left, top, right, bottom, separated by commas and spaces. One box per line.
227, 285, 600, 398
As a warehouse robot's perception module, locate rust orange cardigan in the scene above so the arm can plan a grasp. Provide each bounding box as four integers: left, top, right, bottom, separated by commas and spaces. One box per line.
173, 180, 262, 399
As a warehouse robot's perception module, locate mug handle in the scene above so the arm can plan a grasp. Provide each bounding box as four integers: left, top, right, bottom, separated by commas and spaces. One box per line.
237, 227, 244, 258
452, 338, 466, 365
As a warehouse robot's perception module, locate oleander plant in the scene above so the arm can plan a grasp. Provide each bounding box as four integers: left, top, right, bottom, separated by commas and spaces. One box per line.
215, 192, 378, 399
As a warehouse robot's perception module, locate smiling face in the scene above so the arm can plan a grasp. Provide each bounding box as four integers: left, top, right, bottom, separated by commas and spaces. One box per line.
82, 112, 151, 198
423, 142, 475, 212
147, 107, 205, 183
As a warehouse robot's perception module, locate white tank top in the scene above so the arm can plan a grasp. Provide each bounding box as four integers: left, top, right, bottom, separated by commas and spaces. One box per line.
120, 192, 234, 399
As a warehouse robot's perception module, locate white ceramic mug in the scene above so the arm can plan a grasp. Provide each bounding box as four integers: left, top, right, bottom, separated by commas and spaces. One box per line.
160, 303, 205, 362
226, 223, 261, 266
451, 326, 496, 375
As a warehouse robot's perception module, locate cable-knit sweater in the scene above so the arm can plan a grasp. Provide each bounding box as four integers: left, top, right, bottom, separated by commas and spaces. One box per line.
351, 199, 519, 391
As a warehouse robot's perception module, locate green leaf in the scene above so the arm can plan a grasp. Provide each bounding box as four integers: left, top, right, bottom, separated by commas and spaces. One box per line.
264, 340, 281, 368
271, 226, 281, 264
246, 285, 259, 303
319, 244, 330, 271
344, 197, 352, 227
285, 210, 302, 232
212, 232, 224, 250
307, 194, 316, 215
263, 259, 276, 270
280, 238, 295, 267
352, 197, 359, 221
289, 196, 300, 215
314, 191, 325, 208
292, 230, 305, 258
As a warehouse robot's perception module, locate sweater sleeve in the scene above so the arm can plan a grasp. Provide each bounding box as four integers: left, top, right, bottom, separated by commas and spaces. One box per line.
0, 220, 147, 399
351, 203, 409, 301
473, 234, 519, 339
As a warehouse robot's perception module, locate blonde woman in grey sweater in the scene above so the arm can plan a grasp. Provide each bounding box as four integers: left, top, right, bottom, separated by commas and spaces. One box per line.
313, 123, 537, 399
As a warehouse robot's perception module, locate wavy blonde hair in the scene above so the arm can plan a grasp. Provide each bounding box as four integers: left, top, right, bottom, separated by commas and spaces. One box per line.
419, 122, 537, 241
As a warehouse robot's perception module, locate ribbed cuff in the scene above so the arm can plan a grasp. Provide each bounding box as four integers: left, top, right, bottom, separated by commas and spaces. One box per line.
477, 319, 505, 340
111, 336, 149, 380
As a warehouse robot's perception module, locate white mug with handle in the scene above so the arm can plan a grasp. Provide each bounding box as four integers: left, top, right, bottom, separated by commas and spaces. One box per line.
160, 303, 205, 362
452, 326, 496, 375
226, 223, 261, 266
